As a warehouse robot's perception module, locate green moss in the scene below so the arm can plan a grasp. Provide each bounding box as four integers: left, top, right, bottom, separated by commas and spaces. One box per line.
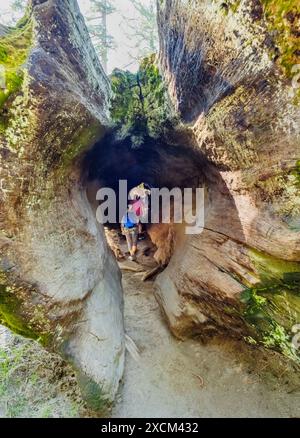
219, 0, 241, 15
292, 159, 300, 187
240, 249, 300, 360
60, 344, 111, 412
230, 0, 241, 13
261, 0, 300, 78
62, 123, 105, 167
0, 284, 39, 340
0, 274, 52, 347
76, 373, 110, 412
241, 283, 299, 360
249, 248, 300, 280
0, 11, 33, 110
0, 71, 24, 108
56, 122, 106, 187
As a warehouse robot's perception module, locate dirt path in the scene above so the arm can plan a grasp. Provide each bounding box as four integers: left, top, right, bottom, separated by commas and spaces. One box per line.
0, 232, 299, 417
112, 268, 300, 418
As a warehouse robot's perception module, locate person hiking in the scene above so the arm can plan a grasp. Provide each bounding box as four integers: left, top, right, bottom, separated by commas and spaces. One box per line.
121, 207, 139, 262
128, 182, 151, 238
121, 183, 151, 261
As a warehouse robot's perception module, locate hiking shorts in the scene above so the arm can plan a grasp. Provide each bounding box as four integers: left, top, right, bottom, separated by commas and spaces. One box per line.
122, 226, 138, 251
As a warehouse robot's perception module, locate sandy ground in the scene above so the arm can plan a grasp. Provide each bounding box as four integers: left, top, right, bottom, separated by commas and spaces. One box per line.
112, 261, 300, 418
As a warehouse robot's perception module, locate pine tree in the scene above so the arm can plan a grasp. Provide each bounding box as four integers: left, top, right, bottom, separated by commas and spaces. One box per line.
124, 0, 158, 61
11, 0, 27, 12
2, 0, 27, 25
87, 0, 116, 73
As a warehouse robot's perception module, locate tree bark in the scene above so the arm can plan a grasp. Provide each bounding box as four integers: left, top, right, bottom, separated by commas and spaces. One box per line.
155, 0, 300, 361
0, 0, 124, 406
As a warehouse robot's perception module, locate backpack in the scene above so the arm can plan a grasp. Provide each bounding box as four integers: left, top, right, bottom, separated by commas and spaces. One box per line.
122, 213, 137, 229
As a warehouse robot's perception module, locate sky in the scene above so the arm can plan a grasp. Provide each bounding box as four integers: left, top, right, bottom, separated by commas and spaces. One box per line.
0, 0, 156, 73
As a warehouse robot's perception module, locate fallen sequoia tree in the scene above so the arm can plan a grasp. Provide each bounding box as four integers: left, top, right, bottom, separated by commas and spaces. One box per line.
155, 0, 300, 359
0, 0, 299, 407
0, 0, 124, 407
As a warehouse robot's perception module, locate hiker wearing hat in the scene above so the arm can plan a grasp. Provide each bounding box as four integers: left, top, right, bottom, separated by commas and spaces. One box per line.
121, 205, 139, 261
121, 183, 151, 261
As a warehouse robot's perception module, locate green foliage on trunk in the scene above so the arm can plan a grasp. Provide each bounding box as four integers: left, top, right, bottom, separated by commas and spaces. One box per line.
262, 0, 300, 78
0, 10, 32, 133
240, 249, 300, 361
110, 54, 175, 146
0, 280, 51, 347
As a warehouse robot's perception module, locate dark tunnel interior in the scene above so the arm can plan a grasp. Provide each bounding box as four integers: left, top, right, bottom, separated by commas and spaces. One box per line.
82, 129, 208, 229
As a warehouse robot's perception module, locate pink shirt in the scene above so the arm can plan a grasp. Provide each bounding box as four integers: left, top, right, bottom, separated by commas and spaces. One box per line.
132, 199, 143, 217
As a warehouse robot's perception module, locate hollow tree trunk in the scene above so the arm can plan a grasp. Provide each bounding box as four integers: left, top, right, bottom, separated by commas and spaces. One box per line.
0, 0, 124, 406
155, 0, 300, 359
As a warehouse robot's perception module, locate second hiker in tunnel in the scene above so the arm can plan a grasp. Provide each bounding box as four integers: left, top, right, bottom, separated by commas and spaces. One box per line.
121, 209, 139, 261
121, 183, 151, 261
